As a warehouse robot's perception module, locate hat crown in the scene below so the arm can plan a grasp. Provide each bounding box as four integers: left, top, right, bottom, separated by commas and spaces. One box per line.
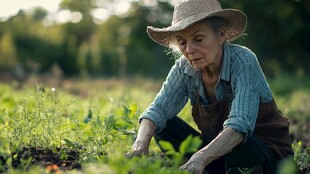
172, 0, 222, 25
146, 0, 247, 47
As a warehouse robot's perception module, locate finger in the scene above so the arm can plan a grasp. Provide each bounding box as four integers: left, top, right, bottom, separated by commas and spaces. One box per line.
179, 164, 189, 171
125, 151, 141, 158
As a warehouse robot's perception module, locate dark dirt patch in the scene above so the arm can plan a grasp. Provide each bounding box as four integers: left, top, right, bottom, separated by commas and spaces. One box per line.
1, 147, 81, 172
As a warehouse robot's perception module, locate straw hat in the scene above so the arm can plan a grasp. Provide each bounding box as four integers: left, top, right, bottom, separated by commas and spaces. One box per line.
147, 0, 247, 47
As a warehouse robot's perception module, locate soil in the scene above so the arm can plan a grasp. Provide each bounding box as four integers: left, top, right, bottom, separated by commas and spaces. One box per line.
8, 147, 81, 171
0, 74, 309, 173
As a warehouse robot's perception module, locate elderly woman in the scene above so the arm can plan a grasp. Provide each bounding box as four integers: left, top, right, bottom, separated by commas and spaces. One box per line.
131, 0, 293, 173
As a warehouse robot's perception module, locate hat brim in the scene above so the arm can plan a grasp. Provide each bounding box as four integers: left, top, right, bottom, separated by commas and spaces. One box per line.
147, 9, 247, 47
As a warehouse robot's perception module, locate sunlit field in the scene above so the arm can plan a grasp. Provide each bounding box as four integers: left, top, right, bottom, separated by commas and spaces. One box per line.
0, 75, 309, 174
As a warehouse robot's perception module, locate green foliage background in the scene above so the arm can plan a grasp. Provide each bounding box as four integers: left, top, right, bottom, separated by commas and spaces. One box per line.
0, 78, 309, 173
0, 0, 309, 78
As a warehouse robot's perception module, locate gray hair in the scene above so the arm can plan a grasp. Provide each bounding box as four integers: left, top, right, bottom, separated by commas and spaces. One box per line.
204, 17, 227, 37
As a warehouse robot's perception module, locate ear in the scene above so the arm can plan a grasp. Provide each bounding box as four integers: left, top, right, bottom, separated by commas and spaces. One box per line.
218, 28, 226, 45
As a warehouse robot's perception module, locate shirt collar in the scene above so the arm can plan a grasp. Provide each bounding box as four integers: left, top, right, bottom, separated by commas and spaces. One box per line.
219, 42, 231, 81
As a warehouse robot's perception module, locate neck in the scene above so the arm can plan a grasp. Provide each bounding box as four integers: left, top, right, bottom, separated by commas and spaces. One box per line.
202, 66, 219, 79
202, 45, 223, 79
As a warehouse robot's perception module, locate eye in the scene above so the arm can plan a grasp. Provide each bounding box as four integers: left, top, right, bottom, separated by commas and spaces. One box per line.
194, 35, 204, 42
177, 38, 186, 46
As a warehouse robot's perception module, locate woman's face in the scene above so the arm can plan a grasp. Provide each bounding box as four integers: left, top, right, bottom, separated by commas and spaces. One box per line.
175, 21, 226, 70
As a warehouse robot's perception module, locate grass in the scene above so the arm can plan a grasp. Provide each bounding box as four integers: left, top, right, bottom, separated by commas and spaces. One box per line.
0, 75, 309, 174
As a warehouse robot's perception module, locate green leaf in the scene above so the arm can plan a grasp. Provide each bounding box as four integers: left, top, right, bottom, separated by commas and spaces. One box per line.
64, 138, 75, 148
158, 140, 176, 155
122, 105, 130, 117
276, 157, 297, 174
179, 135, 202, 154
84, 109, 93, 123
129, 104, 138, 118
104, 114, 116, 131
118, 130, 136, 135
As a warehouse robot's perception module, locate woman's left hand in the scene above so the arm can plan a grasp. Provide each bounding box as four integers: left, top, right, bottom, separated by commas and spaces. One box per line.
179, 153, 206, 174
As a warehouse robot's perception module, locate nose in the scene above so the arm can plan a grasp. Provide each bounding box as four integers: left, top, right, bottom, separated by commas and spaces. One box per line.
186, 42, 195, 55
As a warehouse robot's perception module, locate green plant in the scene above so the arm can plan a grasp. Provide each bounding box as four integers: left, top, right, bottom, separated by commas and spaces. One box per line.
292, 141, 310, 174
158, 134, 202, 166
0, 77, 309, 173
276, 157, 297, 174
236, 167, 255, 174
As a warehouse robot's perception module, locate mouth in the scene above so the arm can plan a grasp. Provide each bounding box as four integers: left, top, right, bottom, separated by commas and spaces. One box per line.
191, 57, 203, 62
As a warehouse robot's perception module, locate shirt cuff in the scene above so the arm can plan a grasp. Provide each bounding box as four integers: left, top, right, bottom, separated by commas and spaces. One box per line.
223, 115, 253, 142
139, 108, 167, 133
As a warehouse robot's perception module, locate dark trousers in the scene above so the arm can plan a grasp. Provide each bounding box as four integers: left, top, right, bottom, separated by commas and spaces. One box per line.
154, 117, 278, 174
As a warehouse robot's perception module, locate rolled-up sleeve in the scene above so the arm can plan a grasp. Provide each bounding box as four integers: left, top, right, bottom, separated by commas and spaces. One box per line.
223, 52, 260, 141
139, 62, 189, 132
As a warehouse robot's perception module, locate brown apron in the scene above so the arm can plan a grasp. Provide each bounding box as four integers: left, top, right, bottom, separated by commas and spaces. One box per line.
191, 86, 293, 160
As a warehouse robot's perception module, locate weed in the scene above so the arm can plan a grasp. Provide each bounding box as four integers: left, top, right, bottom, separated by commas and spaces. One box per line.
159, 135, 202, 166
292, 141, 310, 174
0, 78, 309, 173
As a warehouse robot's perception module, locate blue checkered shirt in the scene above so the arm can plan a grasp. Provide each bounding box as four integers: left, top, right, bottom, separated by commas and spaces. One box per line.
139, 43, 273, 140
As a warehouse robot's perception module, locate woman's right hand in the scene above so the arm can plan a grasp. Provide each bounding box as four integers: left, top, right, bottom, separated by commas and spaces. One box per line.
132, 139, 149, 156
130, 119, 156, 156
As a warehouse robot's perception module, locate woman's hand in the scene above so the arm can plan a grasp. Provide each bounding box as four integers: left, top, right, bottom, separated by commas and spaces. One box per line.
132, 139, 149, 156
180, 128, 244, 174
179, 152, 206, 174
131, 119, 156, 156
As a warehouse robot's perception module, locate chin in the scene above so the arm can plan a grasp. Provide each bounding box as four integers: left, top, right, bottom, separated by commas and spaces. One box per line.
192, 64, 206, 70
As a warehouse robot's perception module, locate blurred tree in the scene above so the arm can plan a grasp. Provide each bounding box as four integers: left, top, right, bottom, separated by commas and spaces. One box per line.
221, 0, 310, 77
8, 9, 62, 74
85, 0, 175, 77
0, 0, 308, 79
115, 1, 175, 77
32, 8, 48, 22
0, 29, 17, 72
58, 0, 98, 75
60, 0, 96, 44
